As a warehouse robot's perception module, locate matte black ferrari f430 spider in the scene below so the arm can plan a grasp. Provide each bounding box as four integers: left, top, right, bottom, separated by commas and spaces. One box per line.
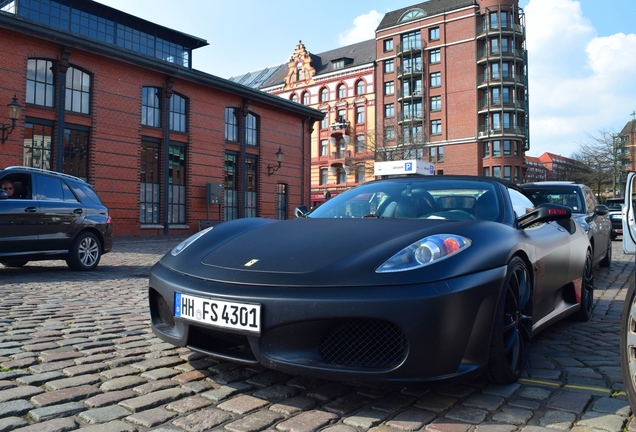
149, 175, 593, 386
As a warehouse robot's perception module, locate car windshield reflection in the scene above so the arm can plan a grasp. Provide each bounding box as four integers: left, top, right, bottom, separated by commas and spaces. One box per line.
307, 178, 500, 221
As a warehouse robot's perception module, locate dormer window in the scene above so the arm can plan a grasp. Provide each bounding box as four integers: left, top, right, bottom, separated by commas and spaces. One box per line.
399, 8, 426, 23
296, 62, 304, 81
331, 57, 353, 70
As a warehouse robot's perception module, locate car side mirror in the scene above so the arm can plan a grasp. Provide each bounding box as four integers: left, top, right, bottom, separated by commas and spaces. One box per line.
518, 203, 572, 230
0, 189, 7, 200
594, 204, 609, 216
294, 205, 309, 218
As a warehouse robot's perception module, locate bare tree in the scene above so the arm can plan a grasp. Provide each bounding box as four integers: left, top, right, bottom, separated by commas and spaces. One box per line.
358, 119, 429, 177
571, 129, 628, 198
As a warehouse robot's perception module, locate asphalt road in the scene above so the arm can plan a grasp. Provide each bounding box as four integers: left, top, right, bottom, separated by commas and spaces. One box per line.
0, 237, 634, 432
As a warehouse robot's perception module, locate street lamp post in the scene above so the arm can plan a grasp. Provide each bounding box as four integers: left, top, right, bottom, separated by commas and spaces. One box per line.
1, 95, 22, 144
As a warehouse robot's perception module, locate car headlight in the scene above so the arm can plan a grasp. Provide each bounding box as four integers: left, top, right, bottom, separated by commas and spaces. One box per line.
376, 234, 471, 273
171, 226, 214, 256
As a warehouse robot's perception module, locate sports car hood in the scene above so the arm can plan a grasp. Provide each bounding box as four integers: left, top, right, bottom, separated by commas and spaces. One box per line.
160, 217, 510, 287
200, 218, 396, 273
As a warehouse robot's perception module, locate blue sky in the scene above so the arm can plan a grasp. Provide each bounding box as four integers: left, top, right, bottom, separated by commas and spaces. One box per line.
97, 0, 635, 158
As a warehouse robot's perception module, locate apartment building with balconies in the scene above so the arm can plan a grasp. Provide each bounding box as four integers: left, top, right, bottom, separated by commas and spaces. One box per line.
376, 0, 528, 179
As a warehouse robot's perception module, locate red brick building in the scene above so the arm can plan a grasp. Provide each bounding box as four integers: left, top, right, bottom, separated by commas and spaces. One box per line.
622, 117, 636, 172
524, 155, 548, 182
375, 0, 528, 179
0, 0, 323, 237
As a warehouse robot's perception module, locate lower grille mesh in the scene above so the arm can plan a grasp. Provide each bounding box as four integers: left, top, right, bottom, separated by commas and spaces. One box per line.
319, 319, 407, 369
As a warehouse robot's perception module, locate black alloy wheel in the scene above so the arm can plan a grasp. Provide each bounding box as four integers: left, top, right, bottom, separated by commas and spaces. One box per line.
599, 238, 612, 268
486, 256, 533, 384
573, 250, 594, 322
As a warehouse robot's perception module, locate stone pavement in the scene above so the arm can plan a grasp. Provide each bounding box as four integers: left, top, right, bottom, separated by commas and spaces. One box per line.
0, 237, 634, 432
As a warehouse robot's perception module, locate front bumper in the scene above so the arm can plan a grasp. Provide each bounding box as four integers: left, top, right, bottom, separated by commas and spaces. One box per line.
148, 262, 507, 385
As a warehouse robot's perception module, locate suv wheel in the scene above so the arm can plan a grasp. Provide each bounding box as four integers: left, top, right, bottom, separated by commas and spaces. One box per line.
66, 232, 101, 271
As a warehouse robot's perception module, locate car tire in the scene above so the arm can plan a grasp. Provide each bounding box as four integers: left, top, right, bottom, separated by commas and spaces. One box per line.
621, 279, 636, 412
485, 256, 532, 384
573, 250, 594, 321
599, 238, 612, 268
66, 232, 101, 271
1, 260, 28, 268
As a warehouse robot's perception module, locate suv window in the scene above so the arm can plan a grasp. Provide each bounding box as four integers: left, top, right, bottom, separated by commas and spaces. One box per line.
36, 176, 78, 202
74, 182, 103, 205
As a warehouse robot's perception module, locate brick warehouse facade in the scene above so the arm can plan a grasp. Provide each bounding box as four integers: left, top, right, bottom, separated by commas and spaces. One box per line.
0, 0, 323, 237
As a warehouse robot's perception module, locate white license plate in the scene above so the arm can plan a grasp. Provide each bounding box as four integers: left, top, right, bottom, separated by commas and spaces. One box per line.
174, 292, 261, 333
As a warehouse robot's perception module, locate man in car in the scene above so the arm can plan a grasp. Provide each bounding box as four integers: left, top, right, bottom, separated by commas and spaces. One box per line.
1, 180, 15, 197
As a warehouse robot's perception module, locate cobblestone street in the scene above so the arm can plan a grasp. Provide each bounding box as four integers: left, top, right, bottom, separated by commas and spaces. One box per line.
0, 237, 634, 432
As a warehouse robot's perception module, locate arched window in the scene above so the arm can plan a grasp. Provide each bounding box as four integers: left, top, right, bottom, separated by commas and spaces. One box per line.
296, 62, 304, 81
225, 107, 238, 142
142, 87, 161, 127
290, 93, 298, 102
245, 113, 258, 146
356, 80, 365, 95
337, 84, 346, 99
66, 67, 91, 114
302, 92, 309, 105
399, 8, 426, 23
320, 88, 329, 102
26, 59, 55, 107
170, 94, 187, 132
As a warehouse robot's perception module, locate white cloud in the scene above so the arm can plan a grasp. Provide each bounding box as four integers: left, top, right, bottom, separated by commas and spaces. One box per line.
524, 0, 636, 156
338, 10, 383, 46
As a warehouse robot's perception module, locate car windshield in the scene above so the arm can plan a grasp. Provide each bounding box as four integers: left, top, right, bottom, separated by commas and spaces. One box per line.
307, 178, 501, 221
523, 187, 584, 214
605, 200, 622, 210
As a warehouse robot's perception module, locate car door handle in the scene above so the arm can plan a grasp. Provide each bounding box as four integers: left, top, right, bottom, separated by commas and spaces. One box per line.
73, 209, 84, 215
24, 206, 38, 213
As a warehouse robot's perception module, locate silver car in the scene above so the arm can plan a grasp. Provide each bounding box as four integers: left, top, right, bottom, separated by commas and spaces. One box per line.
520, 181, 611, 268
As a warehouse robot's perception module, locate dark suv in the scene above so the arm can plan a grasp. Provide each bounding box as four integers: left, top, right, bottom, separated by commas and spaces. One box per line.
604, 198, 623, 240
520, 181, 611, 268
0, 166, 113, 270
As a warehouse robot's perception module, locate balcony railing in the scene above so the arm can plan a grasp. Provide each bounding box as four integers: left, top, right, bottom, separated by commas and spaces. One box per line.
476, 47, 526, 63
331, 150, 351, 159
396, 42, 422, 55
477, 72, 527, 86
477, 126, 528, 137
398, 113, 424, 124
330, 120, 349, 131
478, 98, 527, 111
398, 89, 424, 100
397, 64, 423, 78
476, 23, 524, 37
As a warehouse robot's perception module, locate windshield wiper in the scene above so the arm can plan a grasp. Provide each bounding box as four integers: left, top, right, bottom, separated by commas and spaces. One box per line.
362, 213, 383, 218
